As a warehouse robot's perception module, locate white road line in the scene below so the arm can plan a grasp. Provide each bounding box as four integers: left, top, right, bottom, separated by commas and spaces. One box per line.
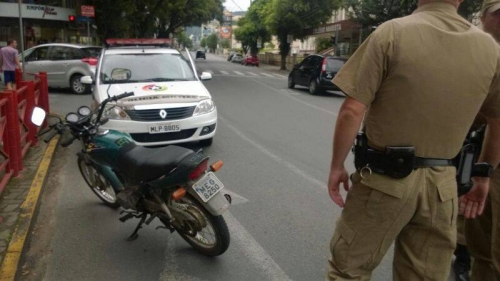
260, 73, 275, 78
220, 115, 326, 190
273, 74, 287, 79
234, 71, 245, 76
247, 72, 259, 76
220, 70, 230, 75
225, 212, 293, 281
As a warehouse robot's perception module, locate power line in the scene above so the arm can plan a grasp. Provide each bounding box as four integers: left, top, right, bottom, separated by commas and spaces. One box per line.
229, 0, 246, 12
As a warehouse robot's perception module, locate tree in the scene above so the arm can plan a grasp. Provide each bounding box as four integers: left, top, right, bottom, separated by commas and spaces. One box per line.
200, 37, 208, 48
261, 0, 342, 69
220, 39, 231, 49
345, 0, 483, 28
315, 37, 332, 53
206, 34, 219, 52
175, 32, 193, 49
233, 0, 272, 55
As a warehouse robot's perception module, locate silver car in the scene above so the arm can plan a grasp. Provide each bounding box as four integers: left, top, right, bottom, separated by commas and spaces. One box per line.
20, 44, 102, 94
231, 54, 243, 63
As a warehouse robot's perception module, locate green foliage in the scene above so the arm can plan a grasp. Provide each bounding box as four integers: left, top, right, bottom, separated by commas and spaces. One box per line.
220, 39, 231, 49
85, 0, 224, 40
234, 0, 272, 55
200, 37, 207, 48
260, 0, 342, 69
265, 42, 275, 49
206, 34, 219, 52
315, 37, 332, 53
175, 32, 193, 49
458, 0, 483, 21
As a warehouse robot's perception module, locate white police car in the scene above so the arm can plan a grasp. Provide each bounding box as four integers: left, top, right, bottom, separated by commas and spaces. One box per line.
81, 39, 216, 146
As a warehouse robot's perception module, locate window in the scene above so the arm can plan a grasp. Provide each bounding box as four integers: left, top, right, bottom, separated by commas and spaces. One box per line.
300, 57, 312, 67
326, 59, 345, 71
49, 46, 75, 61
25, 46, 49, 61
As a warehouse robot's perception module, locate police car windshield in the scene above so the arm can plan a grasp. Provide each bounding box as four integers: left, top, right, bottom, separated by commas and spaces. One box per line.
99, 53, 197, 84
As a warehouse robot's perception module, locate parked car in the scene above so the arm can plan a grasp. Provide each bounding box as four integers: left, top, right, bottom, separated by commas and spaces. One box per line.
227, 52, 237, 61
81, 39, 216, 147
288, 55, 346, 95
196, 50, 206, 59
20, 43, 101, 94
242, 55, 259, 67
231, 54, 244, 63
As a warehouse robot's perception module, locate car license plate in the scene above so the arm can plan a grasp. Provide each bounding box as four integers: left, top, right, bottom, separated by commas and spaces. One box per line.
149, 123, 181, 134
192, 172, 224, 202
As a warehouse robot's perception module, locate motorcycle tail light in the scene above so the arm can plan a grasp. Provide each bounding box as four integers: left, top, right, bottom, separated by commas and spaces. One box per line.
189, 159, 209, 180
172, 187, 186, 201
210, 160, 223, 172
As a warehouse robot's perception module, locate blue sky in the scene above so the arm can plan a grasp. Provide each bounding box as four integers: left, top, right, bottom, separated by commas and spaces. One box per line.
224, 0, 250, 12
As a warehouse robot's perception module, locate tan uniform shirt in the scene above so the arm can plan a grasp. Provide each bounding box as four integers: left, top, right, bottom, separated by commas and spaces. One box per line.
333, 2, 500, 159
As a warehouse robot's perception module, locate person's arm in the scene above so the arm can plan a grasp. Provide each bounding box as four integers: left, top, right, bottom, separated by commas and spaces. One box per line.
0, 52, 3, 72
461, 116, 500, 218
328, 98, 367, 207
15, 52, 21, 70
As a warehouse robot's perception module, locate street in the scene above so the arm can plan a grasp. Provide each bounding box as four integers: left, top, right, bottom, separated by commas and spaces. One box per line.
19, 53, 396, 280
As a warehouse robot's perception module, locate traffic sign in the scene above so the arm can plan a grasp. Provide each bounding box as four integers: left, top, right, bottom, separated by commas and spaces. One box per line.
76, 16, 94, 23
81, 5, 95, 17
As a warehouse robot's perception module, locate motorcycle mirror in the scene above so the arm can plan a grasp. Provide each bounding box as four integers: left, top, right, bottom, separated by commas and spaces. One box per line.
31, 107, 46, 127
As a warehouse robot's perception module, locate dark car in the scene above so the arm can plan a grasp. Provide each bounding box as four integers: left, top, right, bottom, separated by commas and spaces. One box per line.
227, 51, 237, 61
288, 55, 346, 95
196, 50, 206, 59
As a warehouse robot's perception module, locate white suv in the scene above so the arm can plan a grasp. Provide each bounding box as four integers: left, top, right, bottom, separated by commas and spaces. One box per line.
82, 39, 216, 146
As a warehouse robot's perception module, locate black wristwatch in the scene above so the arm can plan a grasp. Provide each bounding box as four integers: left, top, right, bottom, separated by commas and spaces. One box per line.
471, 163, 494, 178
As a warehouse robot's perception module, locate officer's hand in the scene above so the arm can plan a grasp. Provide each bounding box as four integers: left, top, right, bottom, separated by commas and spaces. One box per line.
328, 168, 349, 208
460, 177, 489, 219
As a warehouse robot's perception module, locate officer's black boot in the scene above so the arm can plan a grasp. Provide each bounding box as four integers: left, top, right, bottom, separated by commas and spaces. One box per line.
454, 244, 471, 281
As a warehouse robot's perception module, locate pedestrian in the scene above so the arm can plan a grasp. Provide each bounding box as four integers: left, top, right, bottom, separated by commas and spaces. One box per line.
0, 38, 22, 90
326, 0, 500, 280
463, 1, 500, 280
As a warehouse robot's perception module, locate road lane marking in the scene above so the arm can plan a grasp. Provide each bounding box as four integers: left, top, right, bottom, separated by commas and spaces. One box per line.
273, 74, 287, 79
234, 71, 245, 76
219, 116, 326, 190
260, 73, 275, 78
0, 137, 59, 281
220, 71, 230, 75
247, 72, 259, 76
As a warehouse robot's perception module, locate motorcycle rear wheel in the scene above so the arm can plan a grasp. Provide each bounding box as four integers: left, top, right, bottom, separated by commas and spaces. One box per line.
169, 194, 230, 256
77, 157, 120, 209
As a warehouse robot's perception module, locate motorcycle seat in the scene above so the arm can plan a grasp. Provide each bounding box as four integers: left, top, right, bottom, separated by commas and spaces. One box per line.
117, 143, 194, 183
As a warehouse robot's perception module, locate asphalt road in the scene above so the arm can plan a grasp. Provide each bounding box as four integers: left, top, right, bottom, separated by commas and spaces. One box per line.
17, 53, 458, 281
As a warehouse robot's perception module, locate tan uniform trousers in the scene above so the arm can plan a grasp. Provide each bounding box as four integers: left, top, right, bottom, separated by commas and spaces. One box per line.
465, 169, 500, 281
327, 167, 458, 281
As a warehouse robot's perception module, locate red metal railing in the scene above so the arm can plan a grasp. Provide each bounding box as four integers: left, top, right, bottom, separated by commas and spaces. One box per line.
0, 69, 50, 195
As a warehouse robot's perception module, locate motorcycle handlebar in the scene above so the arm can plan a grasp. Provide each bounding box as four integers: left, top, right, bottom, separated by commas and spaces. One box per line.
112, 92, 134, 101
61, 134, 78, 147
44, 129, 59, 143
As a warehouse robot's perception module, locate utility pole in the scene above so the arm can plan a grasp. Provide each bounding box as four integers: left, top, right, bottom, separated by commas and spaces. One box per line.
18, 0, 25, 79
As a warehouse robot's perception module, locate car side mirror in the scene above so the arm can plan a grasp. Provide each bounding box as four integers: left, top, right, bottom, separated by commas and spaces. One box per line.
200, 72, 212, 81
81, 75, 94, 85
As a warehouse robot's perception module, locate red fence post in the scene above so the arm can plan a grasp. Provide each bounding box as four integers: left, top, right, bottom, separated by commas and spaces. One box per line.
24, 81, 37, 146
4, 91, 21, 177
15, 69, 22, 88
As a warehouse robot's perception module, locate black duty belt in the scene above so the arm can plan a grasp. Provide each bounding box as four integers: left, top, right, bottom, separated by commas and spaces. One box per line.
414, 157, 454, 168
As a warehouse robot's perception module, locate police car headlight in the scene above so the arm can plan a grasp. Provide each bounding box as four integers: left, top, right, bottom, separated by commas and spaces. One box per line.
103, 104, 130, 120
193, 99, 215, 116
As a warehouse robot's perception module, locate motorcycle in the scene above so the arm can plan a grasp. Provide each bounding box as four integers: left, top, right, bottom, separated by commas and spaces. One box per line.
30, 92, 231, 256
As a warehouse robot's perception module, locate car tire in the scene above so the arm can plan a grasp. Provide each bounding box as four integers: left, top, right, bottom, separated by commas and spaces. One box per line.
199, 138, 213, 146
71, 74, 89, 95
309, 79, 322, 95
288, 76, 295, 89
256, 64, 259, 67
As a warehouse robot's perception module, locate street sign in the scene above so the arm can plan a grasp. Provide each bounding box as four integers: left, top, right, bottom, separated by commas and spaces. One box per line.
76, 16, 93, 23
81, 5, 95, 17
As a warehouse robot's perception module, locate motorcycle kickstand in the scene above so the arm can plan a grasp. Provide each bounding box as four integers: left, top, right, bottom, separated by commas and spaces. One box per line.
126, 213, 147, 241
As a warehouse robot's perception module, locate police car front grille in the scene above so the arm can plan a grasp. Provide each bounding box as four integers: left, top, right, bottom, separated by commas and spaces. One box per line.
125, 106, 196, 121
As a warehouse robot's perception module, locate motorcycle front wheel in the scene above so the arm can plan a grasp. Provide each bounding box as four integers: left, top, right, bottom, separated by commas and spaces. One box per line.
167, 194, 230, 256
77, 157, 120, 209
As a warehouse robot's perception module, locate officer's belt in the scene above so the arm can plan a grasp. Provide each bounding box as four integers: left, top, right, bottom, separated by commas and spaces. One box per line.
365, 148, 454, 169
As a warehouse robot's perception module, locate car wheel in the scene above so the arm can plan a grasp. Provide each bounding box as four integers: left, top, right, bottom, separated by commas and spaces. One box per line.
288, 76, 295, 89
199, 138, 213, 146
256, 64, 259, 67
309, 79, 321, 95
71, 74, 89, 95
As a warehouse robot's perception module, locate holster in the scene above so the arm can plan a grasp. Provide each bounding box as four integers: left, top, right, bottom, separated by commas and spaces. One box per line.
454, 144, 475, 197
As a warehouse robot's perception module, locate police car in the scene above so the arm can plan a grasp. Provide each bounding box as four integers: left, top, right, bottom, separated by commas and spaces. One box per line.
81, 39, 216, 146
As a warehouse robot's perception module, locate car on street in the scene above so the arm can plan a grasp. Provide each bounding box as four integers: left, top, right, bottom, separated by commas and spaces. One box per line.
288, 55, 346, 95
195, 50, 206, 59
231, 53, 243, 63
227, 51, 237, 61
20, 43, 101, 94
81, 38, 216, 146
242, 54, 259, 67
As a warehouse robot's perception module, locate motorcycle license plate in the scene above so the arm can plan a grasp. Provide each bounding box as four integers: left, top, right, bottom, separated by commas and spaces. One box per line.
193, 172, 224, 203
149, 122, 181, 134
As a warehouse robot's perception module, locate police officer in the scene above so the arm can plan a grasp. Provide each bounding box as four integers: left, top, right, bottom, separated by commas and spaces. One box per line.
326, 0, 500, 280
463, 1, 500, 280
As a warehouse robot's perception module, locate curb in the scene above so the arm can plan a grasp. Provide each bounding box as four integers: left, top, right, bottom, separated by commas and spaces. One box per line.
0, 137, 59, 281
